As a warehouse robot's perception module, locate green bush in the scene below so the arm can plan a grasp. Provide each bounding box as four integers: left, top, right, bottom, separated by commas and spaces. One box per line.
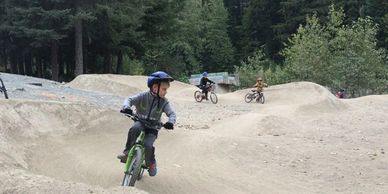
282, 5, 388, 97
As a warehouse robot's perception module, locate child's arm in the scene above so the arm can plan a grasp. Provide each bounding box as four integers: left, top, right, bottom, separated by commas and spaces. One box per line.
122, 93, 142, 109
163, 102, 176, 125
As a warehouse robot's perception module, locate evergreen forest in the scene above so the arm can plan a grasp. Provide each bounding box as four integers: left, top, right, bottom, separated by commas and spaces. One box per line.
1, 0, 387, 96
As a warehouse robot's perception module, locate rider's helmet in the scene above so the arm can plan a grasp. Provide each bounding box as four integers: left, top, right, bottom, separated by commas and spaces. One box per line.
257, 77, 263, 81
202, 72, 208, 77
147, 71, 174, 88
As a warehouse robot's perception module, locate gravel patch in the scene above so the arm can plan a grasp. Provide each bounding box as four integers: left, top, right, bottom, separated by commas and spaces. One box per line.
0, 73, 124, 109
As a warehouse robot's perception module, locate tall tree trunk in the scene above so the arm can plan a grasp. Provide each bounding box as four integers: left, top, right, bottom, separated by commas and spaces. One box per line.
37, 56, 42, 77
66, 59, 71, 78
2, 47, 8, 72
17, 54, 25, 75
116, 50, 123, 74
24, 52, 33, 76
51, 41, 59, 81
88, 50, 97, 73
74, 17, 84, 76
58, 50, 64, 82
104, 53, 112, 73
10, 51, 18, 74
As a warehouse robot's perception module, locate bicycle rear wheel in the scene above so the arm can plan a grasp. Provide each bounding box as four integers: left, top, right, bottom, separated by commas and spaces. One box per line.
244, 93, 253, 103
122, 148, 142, 186
210, 92, 218, 104
194, 91, 203, 102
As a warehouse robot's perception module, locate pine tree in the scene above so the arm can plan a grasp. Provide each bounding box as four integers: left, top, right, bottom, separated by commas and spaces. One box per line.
274, 0, 331, 44
138, 0, 181, 73
70, 0, 96, 77
199, 0, 235, 72
2, 0, 70, 79
241, 0, 281, 62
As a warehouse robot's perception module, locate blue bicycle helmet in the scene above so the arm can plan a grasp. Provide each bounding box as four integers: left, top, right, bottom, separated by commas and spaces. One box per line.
147, 71, 174, 88
202, 72, 208, 77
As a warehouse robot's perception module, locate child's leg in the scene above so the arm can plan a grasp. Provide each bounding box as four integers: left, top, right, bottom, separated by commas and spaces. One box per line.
144, 133, 157, 166
117, 121, 144, 163
124, 121, 143, 152
204, 87, 209, 99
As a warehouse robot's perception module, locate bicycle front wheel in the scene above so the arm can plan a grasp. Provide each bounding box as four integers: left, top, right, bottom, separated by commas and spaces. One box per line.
244, 93, 253, 103
0, 90, 7, 99
137, 163, 146, 181
0, 79, 8, 99
210, 92, 218, 104
3, 90, 8, 99
257, 94, 265, 104
194, 91, 203, 102
122, 148, 143, 186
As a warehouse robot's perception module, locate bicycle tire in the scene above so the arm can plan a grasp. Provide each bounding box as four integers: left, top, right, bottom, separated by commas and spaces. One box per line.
257, 94, 265, 104
244, 93, 253, 103
194, 91, 203, 102
0, 90, 7, 99
210, 92, 218, 104
0, 79, 8, 99
122, 148, 142, 186
137, 163, 146, 180
3, 90, 8, 99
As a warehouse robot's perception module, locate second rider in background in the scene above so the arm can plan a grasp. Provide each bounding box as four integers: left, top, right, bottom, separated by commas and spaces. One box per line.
199, 72, 215, 100
254, 77, 268, 94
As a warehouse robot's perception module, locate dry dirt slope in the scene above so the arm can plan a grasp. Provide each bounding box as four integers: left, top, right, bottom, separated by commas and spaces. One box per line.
0, 74, 387, 194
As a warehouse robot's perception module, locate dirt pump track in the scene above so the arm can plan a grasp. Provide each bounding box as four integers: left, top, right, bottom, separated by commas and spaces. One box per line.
0, 73, 388, 194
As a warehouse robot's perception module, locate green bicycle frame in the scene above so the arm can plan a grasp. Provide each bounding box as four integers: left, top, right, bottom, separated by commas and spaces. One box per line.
124, 130, 146, 173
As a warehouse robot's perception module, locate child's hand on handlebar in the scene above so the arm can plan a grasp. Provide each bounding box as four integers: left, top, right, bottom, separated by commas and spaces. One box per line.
120, 107, 133, 115
163, 122, 174, 130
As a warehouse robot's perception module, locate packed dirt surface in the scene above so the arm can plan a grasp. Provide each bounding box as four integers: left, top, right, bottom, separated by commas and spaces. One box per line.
0, 73, 387, 193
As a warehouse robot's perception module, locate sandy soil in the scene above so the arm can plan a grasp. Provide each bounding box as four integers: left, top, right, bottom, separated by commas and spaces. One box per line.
0, 74, 387, 194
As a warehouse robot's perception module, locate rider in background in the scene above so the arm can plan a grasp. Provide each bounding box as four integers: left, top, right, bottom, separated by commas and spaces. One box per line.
335, 89, 345, 98
118, 71, 176, 177
254, 77, 268, 94
199, 72, 215, 100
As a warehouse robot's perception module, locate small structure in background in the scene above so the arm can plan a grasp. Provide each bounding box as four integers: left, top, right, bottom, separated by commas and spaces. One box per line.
189, 72, 240, 93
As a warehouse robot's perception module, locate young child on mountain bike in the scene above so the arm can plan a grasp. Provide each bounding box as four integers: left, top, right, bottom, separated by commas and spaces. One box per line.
254, 77, 268, 94
199, 72, 215, 100
118, 71, 176, 177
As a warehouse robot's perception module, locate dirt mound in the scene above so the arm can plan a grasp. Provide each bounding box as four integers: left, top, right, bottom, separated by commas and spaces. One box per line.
68, 74, 198, 100
67, 74, 144, 96
0, 99, 146, 193
223, 81, 347, 113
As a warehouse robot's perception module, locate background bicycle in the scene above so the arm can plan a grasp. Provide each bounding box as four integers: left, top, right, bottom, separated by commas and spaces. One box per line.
194, 83, 218, 104
244, 90, 265, 104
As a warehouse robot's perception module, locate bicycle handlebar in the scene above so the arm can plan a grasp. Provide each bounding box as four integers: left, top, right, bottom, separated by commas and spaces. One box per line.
122, 113, 166, 129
